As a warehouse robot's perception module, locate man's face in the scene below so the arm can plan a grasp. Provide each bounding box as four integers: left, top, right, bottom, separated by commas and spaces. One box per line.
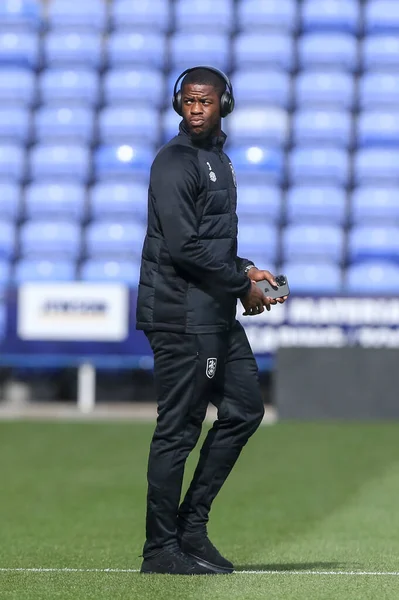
181, 83, 221, 139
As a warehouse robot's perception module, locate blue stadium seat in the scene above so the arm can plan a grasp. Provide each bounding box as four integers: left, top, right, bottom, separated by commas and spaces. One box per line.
296, 70, 354, 108
359, 72, 399, 109
238, 223, 278, 262
228, 107, 289, 146
0, 68, 35, 105
237, 185, 282, 223
39, 69, 99, 106
351, 187, 399, 224
94, 145, 153, 181
108, 32, 166, 69
25, 182, 86, 220
0, 145, 25, 181
293, 110, 351, 146
0, 32, 38, 68
0, 221, 15, 258
365, 1, 399, 35
281, 261, 342, 293
354, 149, 399, 183
0, 107, 30, 142
99, 107, 159, 146
234, 33, 293, 70
0, 261, 10, 285
20, 220, 81, 258
0, 0, 41, 30
30, 144, 90, 181
161, 109, 182, 143
227, 146, 284, 184
85, 221, 145, 257
80, 259, 140, 286
357, 111, 399, 147
91, 182, 148, 221
44, 32, 102, 68
345, 261, 399, 294
363, 36, 399, 70
348, 226, 399, 262
175, 0, 234, 32
298, 33, 357, 70
112, 0, 170, 32
302, 0, 359, 34
104, 69, 164, 107
286, 186, 346, 224
170, 33, 230, 71
47, 0, 106, 31
238, 0, 297, 32
233, 70, 290, 108
282, 224, 344, 261
0, 303, 6, 337
14, 259, 76, 282
290, 148, 349, 185
34, 106, 94, 143
0, 183, 20, 220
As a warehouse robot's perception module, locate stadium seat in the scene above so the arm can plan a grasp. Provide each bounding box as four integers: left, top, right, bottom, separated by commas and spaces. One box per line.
44, 32, 102, 68
345, 261, 399, 294
0, 107, 30, 143
0, 0, 41, 30
0, 68, 35, 105
94, 145, 153, 181
14, 259, 76, 282
39, 69, 99, 106
0, 303, 5, 338
354, 149, 399, 183
286, 186, 346, 224
47, 0, 107, 31
296, 71, 354, 109
111, 0, 170, 32
20, 220, 81, 258
363, 36, 399, 70
175, 0, 234, 32
234, 33, 293, 70
238, 0, 297, 32
282, 224, 344, 261
0, 261, 10, 285
34, 106, 94, 143
80, 259, 141, 286
0, 183, 20, 220
0, 221, 15, 258
233, 69, 291, 108
351, 187, 399, 224
90, 182, 148, 221
108, 32, 166, 69
25, 182, 86, 220
228, 107, 289, 146
0, 145, 25, 181
227, 146, 284, 184
298, 33, 357, 70
0, 32, 38, 68
281, 261, 342, 293
161, 109, 182, 143
359, 72, 399, 109
85, 221, 145, 257
236, 185, 282, 223
170, 33, 230, 71
293, 110, 351, 147
357, 111, 399, 147
237, 223, 278, 262
290, 148, 349, 185
364, 1, 399, 35
348, 226, 399, 262
99, 107, 159, 146
302, 0, 360, 34
103, 69, 164, 107
30, 144, 90, 181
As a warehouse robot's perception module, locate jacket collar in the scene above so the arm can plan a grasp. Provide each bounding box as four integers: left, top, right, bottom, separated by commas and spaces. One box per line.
178, 120, 227, 151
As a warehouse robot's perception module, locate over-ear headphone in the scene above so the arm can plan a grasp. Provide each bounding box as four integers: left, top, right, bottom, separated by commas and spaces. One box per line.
172, 65, 235, 118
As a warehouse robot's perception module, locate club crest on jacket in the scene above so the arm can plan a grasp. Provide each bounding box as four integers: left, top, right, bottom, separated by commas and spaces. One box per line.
206, 358, 217, 379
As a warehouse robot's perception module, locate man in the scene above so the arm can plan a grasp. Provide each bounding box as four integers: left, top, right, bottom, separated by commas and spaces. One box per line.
136, 65, 287, 575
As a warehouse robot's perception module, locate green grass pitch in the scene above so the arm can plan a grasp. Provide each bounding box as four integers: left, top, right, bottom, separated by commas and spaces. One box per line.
1, 420, 399, 599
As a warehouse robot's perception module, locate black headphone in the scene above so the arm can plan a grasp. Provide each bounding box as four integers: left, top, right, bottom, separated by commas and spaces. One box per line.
172, 65, 235, 118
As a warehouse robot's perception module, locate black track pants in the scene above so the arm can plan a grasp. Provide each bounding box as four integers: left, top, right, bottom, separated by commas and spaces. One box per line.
143, 320, 264, 557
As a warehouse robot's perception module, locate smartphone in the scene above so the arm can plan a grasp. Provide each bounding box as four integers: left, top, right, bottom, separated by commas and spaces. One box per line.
256, 274, 290, 300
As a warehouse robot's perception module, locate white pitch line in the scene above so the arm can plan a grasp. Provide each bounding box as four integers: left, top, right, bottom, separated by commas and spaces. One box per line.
1, 568, 399, 576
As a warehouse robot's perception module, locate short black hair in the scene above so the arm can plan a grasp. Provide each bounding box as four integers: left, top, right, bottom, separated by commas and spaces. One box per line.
181, 67, 226, 98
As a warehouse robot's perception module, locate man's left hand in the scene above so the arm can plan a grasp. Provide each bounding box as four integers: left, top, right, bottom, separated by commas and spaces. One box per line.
245, 267, 288, 313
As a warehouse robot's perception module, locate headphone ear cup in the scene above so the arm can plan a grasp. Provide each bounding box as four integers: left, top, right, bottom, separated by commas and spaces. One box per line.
173, 90, 183, 116
220, 91, 234, 118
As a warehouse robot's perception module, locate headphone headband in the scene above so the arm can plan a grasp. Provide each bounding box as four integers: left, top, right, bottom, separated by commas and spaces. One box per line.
172, 65, 234, 100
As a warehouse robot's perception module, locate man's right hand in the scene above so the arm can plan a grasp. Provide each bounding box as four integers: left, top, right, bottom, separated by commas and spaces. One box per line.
241, 281, 277, 316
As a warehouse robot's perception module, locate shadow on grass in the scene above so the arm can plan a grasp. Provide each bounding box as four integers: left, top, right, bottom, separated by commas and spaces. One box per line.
235, 562, 355, 572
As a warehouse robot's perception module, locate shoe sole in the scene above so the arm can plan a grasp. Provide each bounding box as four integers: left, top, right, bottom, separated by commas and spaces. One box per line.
186, 552, 234, 574
140, 568, 218, 576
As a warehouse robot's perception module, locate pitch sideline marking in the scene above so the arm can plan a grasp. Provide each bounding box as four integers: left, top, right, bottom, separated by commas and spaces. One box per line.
1, 567, 399, 576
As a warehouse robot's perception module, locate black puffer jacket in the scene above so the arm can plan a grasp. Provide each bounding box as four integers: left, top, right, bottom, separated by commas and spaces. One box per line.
136, 122, 253, 334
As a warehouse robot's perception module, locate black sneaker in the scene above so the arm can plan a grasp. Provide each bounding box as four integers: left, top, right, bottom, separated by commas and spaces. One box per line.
140, 547, 226, 575
178, 534, 234, 574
